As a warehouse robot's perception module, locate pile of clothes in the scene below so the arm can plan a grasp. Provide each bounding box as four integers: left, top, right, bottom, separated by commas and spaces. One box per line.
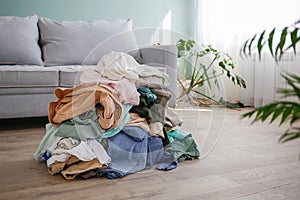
34, 51, 200, 180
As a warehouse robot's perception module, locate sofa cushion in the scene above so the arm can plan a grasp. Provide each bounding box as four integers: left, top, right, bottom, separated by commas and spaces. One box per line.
0, 15, 43, 66
52, 65, 96, 87
0, 66, 59, 87
38, 17, 138, 66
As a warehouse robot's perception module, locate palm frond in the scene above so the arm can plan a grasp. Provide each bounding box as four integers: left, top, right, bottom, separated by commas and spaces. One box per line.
240, 22, 300, 62
278, 127, 300, 143
242, 100, 300, 126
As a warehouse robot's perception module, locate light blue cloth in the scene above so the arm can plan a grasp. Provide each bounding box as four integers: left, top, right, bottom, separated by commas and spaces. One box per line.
105, 126, 148, 176
146, 135, 164, 169
99, 126, 164, 178
34, 123, 62, 160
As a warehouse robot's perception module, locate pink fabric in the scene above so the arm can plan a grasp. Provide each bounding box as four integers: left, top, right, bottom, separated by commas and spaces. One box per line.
81, 70, 140, 105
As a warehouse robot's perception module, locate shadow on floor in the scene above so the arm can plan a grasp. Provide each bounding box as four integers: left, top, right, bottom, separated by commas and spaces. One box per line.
0, 116, 49, 130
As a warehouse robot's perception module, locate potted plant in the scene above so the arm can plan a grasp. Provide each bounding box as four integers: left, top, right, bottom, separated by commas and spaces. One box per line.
176, 39, 246, 106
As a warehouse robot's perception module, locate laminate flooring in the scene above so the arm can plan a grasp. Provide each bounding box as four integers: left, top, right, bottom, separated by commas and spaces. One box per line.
0, 107, 299, 200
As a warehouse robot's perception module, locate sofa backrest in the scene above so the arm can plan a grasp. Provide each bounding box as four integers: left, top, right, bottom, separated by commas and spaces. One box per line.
0, 15, 138, 66
0, 15, 43, 66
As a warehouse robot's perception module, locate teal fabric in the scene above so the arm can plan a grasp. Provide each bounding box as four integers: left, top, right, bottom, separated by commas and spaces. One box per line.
137, 87, 157, 103
165, 130, 200, 162
54, 107, 102, 140
167, 129, 190, 140
55, 104, 132, 140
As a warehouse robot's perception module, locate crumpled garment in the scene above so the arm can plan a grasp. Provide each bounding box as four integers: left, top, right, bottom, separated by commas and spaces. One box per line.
48, 83, 122, 130
33, 104, 131, 161
55, 104, 132, 141
61, 158, 106, 180
97, 126, 164, 179
97, 168, 127, 179
50, 137, 80, 155
126, 113, 150, 132
46, 139, 111, 167
104, 126, 148, 176
94, 51, 170, 86
166, 129, 200, 162
156, 154, 178, 171
48, 155, 80, 175
80, 73, 140, 105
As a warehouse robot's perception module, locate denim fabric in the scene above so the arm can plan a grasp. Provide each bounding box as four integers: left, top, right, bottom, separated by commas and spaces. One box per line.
99, 126, 164, 178
146, 135, 164, 169
105, 126, 148, 176
97, 167, 127, 179
156, 154, 178, 171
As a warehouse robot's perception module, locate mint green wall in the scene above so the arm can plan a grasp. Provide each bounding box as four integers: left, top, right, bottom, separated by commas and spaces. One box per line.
0, 0, 195, 38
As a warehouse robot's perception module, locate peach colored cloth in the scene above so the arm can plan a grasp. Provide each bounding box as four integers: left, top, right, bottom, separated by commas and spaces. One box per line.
61, 158, 106, 180
126, 113, 150, 132
48, 155, 80, 175
48, 84, 122, 130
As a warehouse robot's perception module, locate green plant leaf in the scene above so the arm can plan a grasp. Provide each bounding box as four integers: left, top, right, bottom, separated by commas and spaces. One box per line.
270, 106, 284, 123
275, 27, 288, 61
291, 106, 300, 124
257, 30, 266, 60
290, 28, 299, 54
248, 34, 257, 56
240, 39, 249, 58
176, 39, 195, 58
281, 73, 300, 99
278, 127, 300, 143
261, 104, 277, 122
268, 28, 276, 57
280, 106, 293, 125
240, 39, 250, 56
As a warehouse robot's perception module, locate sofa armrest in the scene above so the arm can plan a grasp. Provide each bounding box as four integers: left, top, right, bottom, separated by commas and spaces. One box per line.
138, 45, 178, 107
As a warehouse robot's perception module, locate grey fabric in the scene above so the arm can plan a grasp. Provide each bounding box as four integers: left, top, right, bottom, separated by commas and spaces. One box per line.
0, 93, 55, 119
82, 31, 138, 65
0, 15, 43, 65
0, 87, 56, 95
0, 66, 59, 87
51, 65, 96, 87
38, 17, 137, 66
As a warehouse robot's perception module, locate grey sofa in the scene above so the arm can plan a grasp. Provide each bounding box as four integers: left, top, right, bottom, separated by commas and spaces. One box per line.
0, 15, 177, 119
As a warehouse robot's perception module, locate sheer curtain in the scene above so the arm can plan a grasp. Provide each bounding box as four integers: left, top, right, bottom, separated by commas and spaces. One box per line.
195, 0, 300, 106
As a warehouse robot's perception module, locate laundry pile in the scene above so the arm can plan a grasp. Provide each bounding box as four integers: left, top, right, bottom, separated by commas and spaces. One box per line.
34, 51, 200, 180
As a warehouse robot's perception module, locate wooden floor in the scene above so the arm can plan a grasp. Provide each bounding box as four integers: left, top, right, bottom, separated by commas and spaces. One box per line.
1, 107, 300, 200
